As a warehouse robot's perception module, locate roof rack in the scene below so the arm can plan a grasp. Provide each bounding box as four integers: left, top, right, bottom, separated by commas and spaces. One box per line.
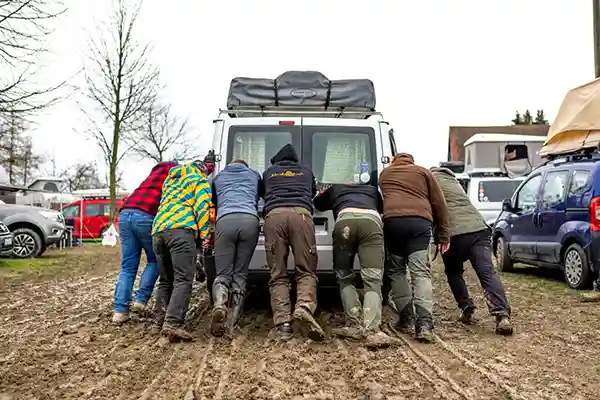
220, 108, 380, 119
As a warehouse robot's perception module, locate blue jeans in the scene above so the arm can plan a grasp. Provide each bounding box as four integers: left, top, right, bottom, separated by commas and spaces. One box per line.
114, 209, 159, 313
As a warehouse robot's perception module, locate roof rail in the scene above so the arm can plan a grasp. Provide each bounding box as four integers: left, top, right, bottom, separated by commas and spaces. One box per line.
533, 148, 600, 172
220, 108, 380, 119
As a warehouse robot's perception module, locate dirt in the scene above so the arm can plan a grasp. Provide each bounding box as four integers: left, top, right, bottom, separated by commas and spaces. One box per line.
1, 246, 599, 400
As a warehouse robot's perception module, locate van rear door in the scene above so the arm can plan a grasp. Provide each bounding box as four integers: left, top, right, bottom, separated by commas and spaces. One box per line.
302, 118, 380, 270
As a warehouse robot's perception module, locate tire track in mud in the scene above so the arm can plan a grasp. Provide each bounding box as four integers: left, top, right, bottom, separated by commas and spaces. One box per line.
386, 325, 531, 400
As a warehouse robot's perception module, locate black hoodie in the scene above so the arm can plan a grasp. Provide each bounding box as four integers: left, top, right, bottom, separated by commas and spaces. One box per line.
262, 144, 317, 215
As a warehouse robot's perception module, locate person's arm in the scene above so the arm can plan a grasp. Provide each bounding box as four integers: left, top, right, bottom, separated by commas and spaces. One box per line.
376, 189, 384, 214
193, 177, 212, 240
211, 180, 218, 208
258, 170, 265, 199
311, 174, 318, 198
313, 185, 333, 212
426, 171, 450, 244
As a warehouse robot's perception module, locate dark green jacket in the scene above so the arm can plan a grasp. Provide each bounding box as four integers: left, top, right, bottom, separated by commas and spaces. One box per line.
430, 167, 488, 237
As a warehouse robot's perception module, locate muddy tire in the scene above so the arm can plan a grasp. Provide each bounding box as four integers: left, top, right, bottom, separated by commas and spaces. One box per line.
12, 228, 43, 258
495, 236, 514, 272
563, 243, 592, 290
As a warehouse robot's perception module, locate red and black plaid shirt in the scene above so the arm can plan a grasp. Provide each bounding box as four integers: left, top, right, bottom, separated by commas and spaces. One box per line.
121, 161, 178, 216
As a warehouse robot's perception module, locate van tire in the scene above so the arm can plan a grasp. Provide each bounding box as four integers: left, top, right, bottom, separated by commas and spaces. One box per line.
495, 236, 514, 272
562, 243, 591, 290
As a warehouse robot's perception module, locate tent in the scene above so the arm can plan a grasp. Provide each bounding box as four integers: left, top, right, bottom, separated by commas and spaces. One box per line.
540, 77, 600, 157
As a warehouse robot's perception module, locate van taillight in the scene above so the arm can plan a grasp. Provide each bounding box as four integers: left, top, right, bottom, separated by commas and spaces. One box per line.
590, 197, 600, 231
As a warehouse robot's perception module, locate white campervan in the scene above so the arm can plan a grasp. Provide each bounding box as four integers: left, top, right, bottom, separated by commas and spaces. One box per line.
463, 133, 546, 225
206, 71, 397, 285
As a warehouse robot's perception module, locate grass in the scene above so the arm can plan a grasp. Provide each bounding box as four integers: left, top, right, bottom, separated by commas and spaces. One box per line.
0, 253, 66, 273
500, 263, 581, 295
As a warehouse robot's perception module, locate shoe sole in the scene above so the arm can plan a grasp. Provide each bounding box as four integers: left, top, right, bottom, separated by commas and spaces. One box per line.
416, 334, 433, 343
210, 308, 227, 337
495, 326, 514, 336
293, 309, 325, 342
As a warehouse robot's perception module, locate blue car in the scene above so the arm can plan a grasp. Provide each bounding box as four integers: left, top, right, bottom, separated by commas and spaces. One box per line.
492, 154, 600, 289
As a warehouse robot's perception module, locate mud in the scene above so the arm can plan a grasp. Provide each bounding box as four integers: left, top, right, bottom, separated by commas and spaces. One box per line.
1, 245, 599, 399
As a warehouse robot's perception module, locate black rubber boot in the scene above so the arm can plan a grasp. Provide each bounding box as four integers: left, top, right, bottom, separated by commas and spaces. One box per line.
228, 290, 245, 335
210, 283, 229, 337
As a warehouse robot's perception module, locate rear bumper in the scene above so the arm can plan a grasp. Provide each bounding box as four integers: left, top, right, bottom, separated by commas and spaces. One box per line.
0, 233, 13, 256
248, 245, 336, 273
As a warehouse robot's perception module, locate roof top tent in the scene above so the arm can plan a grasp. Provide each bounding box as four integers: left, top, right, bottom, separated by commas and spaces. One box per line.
540, 77, 600, 159
225, 70, 377, 119
464, 133, 545, 178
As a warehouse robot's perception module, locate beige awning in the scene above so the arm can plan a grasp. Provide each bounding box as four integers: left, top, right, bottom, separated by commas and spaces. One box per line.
540, 77, 600, 156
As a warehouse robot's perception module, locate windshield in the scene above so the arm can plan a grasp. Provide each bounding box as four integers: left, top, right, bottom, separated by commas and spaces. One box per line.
227, 126, 300, 174
478, 180, 523, 203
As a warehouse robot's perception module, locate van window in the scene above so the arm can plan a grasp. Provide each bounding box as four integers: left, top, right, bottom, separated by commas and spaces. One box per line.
307, 127, 376, 184
62, 205, 80, 218
568, 170, 591, 196
516, 175, 542, 211
541, 170, 569, 208
85, 203, 104, 217
477, 180, 522, 203
227, 126, 300, 174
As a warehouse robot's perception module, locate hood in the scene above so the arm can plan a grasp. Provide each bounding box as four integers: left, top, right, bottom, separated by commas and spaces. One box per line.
270, 144, 299, 164
430, 166, 455, 177
168, 163, 206, 180
391, 152, 415, 166
224, 162, 248, 173
0, 204, 57, 214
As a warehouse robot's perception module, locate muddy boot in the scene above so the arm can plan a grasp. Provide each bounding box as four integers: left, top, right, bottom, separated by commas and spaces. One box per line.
415, 325, 433, 343
210, 283, 229, 337
112, 311, 130, 325
162, 324, 193, 342
495, 315, 513, 336
458, 306, 476, 325
130, 301, 147, 315
331, 326, 363, 340
293, 305, 325, 342
581, 289, 600, 302
268, 322, 293, 341
227, 291, 245, 335
365, 331, 400, 349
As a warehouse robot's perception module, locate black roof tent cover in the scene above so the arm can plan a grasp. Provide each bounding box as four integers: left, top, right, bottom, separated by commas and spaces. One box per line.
226, 71, 376, 112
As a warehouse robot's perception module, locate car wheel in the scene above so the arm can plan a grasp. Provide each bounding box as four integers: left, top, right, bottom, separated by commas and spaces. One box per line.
12, 228, 42, 258
563, 243, 591, 290
495, 236, 514, 272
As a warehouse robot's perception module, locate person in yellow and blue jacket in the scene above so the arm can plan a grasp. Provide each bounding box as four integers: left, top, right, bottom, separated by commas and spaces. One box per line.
151, 160, 211, 342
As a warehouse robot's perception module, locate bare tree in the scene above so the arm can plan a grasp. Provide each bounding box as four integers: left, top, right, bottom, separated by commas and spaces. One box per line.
129, 101, 199, 163
60, 162, 103, 192
82, 0, 158, 219
0, 0, 67, 115
0, 110, 43, 185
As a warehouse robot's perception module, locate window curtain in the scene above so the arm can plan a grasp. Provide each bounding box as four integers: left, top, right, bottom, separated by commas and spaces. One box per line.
322, 136, 369, 183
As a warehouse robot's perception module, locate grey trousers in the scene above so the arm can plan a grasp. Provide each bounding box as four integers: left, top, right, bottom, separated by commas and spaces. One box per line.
214, 213, 260, 295
153, 228, 197, 328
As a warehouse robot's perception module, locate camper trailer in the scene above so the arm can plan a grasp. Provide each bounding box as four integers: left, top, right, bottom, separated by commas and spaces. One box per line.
462, 133, 545, 225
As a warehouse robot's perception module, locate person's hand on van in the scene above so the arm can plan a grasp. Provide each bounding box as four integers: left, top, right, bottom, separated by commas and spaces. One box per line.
438, 242, 450, 254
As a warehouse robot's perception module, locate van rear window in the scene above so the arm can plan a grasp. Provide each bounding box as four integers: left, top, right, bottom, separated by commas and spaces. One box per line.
227, 127, 300, 174
478, 180, 522, 203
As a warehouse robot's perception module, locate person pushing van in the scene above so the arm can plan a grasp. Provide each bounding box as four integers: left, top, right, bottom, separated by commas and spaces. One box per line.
313, 174, 397, 348
430, 166, 513, 335
151, 160, 212, 342
379, 153, 450, 343
262, 144, 325, 341
209, 159, 261, 337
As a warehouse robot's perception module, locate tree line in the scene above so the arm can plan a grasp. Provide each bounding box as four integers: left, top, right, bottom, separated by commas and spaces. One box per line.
0, 0, 201, 218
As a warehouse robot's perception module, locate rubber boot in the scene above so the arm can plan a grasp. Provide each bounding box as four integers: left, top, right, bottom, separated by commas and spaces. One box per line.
210, 283, 229, 337
228, 290, 245, 335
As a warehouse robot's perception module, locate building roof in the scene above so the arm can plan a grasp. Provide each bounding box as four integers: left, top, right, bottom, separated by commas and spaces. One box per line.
448, 125, 549, 162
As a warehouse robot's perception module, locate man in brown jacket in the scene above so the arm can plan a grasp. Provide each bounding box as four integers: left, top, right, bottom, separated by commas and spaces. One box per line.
379, 153, 451, 342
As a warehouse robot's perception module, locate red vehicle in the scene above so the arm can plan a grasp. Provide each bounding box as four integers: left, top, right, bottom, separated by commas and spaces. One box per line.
61, 198, 123, 239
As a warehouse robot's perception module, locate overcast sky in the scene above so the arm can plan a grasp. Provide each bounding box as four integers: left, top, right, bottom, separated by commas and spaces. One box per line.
30, 0, 592, 190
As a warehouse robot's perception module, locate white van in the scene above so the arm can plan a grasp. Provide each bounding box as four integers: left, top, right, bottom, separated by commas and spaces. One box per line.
206, 71, 397, 284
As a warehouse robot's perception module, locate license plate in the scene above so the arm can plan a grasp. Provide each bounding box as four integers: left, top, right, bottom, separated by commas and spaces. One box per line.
4, 238, 12, 246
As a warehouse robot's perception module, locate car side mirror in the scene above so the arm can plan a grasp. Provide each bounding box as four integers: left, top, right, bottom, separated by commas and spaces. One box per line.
501, 198, 512, 212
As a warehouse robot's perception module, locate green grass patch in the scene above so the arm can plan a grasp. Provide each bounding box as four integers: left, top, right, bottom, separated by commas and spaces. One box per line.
0, 254, 65, 272
500, 263, 577, 295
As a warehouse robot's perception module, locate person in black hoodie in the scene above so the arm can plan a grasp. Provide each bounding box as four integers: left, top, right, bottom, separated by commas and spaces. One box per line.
314, 173, 397, 348
262, 144, 324, 342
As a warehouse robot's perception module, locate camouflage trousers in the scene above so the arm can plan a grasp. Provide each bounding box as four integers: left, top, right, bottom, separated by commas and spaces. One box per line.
333, 212, 385, 334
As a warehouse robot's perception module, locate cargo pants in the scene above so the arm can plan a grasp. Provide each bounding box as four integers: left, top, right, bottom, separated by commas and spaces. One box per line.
442, 229, 511, 317
264, 207, 318, 326
333, 212, 385, 334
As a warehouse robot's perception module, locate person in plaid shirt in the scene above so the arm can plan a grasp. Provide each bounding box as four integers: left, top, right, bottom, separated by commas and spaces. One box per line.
112, 160, 177, 324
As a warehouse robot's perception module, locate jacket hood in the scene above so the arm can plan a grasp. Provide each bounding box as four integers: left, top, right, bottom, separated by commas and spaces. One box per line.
430, 166, 455, 177
391, 152, 415, 166
168, 163, 206, 180
270, 144, 299, 164
224, 162, 248, 172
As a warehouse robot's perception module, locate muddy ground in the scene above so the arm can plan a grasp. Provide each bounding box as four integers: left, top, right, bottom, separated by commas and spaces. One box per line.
0, 245, 599, 400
